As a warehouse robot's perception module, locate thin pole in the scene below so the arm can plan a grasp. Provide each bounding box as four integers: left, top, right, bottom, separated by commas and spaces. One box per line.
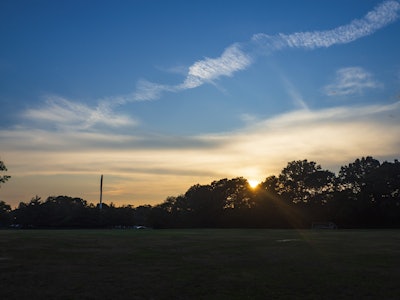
100, 174, 103, 210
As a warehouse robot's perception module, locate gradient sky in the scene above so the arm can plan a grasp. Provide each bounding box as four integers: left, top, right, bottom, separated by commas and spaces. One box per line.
1, 0, 400, 208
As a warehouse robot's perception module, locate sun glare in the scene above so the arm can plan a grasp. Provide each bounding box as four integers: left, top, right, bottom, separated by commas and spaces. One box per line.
248, 179, 260, 189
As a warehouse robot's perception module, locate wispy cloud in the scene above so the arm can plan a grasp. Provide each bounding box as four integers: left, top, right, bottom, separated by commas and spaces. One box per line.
131, 80, 175, 102
323, 67, 382, 96
180, 44, 253, 89
122, 43, 253, 102
253, 0, 400, 50
23, 96, 137, 131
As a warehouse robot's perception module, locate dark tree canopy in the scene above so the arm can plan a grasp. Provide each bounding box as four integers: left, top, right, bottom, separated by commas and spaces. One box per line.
1, 156, 400, 229
0, 200, 12, 226
277, 160, 335, 204
338, 156, 381, 194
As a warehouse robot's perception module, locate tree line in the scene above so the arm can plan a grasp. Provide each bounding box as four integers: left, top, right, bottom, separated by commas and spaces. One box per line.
0, 156, 400, 229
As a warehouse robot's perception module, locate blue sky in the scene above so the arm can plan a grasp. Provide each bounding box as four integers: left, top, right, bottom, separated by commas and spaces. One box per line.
1, 0, 400, 207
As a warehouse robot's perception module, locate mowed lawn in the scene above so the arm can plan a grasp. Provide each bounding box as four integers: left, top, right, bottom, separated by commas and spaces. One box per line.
1, 229, 400, 299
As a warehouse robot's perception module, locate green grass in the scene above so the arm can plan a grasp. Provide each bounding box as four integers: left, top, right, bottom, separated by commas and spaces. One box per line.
1, 229, 400, 299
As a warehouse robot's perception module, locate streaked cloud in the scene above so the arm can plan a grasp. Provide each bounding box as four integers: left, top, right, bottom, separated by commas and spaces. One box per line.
323, 67, 382, 96
24, 96, 137, 131
121, 44, 253, 102
253, 0, 400, 50
180, 44, 253, 89
131, 80, 175, 102
2, 101, 399, 206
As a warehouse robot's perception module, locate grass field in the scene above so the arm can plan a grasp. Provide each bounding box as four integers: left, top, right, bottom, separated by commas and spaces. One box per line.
1, 229, 400, 299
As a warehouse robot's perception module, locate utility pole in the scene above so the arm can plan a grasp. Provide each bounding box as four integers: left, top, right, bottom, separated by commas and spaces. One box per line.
99, 174, 103, 210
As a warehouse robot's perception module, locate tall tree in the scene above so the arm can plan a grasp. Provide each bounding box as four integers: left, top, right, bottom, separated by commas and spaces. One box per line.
337, 156, 380, 194
183, 183, 219, 227
363, 160, 400, 225
277, 160, 335, 204
254, 176, 286, 227
212, 177, 254, 210
334, 156, 381, 226
42, 195, 89, 227
0, 200, 12, 226
15, 196, 43, 227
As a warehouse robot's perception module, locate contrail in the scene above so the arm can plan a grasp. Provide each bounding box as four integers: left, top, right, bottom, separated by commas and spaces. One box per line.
124, 0, 399, 104
254, 0, 400, 50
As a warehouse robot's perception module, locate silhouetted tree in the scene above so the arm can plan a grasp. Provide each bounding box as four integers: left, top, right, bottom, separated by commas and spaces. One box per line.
183, 183, 218, 227
0, 200, 12, 226
335, 156, 381, 226
151, 177, 258, 228
214, 177, 255, 227
14, 195, 93, 228
337, 156, 380, 195
7, 156, 400, 229
42, 195, 90, 227
153, 195, 188, 227
14, 196, 43, 227
278, 160, 335, 205
217, 177, 254, 210
254, 176, 293, 227
362, 160, 400, 226
134, 205, 153, 227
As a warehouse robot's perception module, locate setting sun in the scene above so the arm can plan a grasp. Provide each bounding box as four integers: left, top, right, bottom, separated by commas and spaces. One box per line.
248, 180, 260, 189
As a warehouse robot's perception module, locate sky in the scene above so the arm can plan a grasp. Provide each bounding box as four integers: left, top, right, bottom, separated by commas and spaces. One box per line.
1, 0, 400, 208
